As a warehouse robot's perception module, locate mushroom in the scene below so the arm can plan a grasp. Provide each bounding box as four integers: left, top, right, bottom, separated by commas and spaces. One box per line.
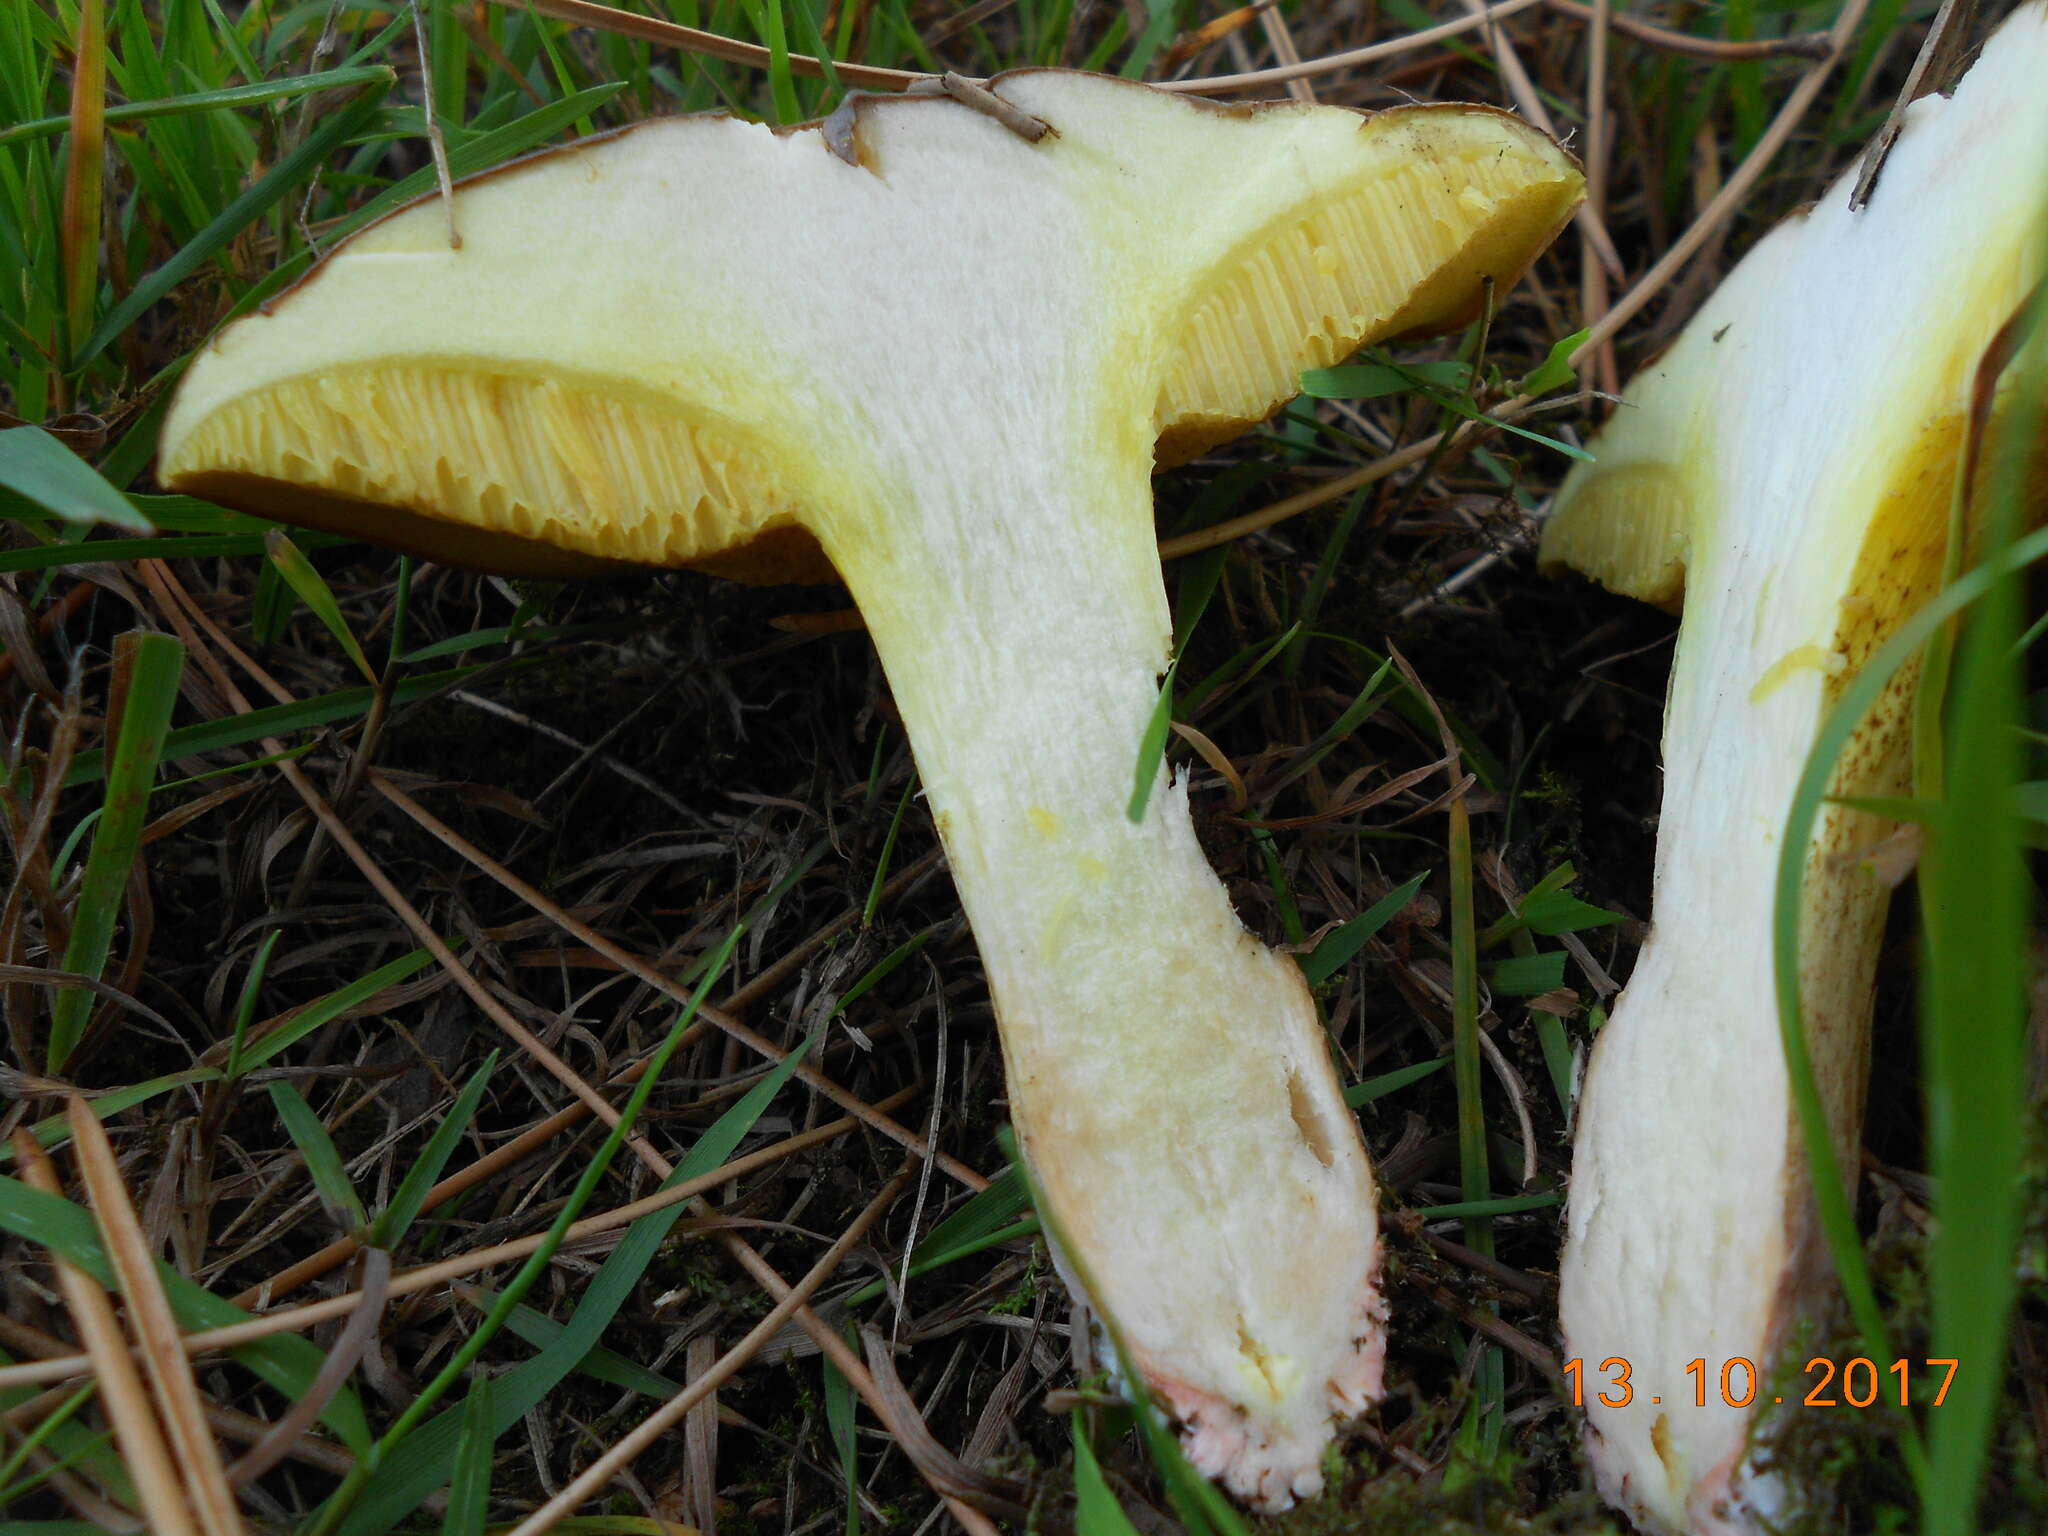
1542, 9, 2048, 1532
159, 72, 1581, 1507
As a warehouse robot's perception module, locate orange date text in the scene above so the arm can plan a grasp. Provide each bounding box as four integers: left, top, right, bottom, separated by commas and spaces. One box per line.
1561, 1357, 1959, 1409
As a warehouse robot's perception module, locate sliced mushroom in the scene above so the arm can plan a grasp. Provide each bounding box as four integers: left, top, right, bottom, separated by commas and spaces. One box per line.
161, 74, 1581, 1507
1543, 9, 2048, 1531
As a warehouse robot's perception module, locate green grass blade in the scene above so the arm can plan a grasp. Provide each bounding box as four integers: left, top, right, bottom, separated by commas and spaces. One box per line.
0, 1176, 105, 1260
0, 1378, 129, 1509
49, 630, 182, 1071
861, 776, 915, 926
62, 660, 509, 787
386, 553, 413, 669
73, 74, 393, 368
329, 81, 622, 240
1301, 360, 1470, 399
1722, 0, 1764, 153
1126, 659, 1178, 823
222, 929, 281, 1077
913, 1164, 1027, 1260
335, 928, 752, 1531
251, 571, 314, 666
1511, 327, 1590, 396
839, 1215, 1040, 1307
0, 425, 152, 531
1283, 488, 1367, 678
1535, 1011, 1575, 1115
483, 1295, 681, 1397
1917, 299, 2043, 1536
1516, 886, 1623, 936
680, 835, 827, 985
429, 0, 469, 141
1488, 951, 1565, 996
1300, 870, 1428, 986
1448, 797, 1487, 1248
1476, 863, 1617, 949
0, 66, 394, 147
0, 1175, 373, 1451
825, 1347, 861, 1536
781, 0, 843, 106
0, 1068, 222, 1159
327, 1008, 818, 1535
235, 946, 437, 1073
1421, 383, 1593, 462
1344, 1054, 1450, 1108
163, 1271, 375, 1452
1766, 502, 2048, 1507
397, 618, 620, 662
0, 528, 347, 573
1416, 1191, 1559, 1220
1250, 827, 1306, 946
828, 931, 928, 1018
836, 1164, 1038, 1306
754, 0, 802, 124
1072, 1411, 1143, 1536
440, 1376, 493, 1536
1117, 0, 1177, 78
116, 493, 273, 530
1176, 620, 1301, 720
265, 527, 376, 682
267, 1080, 369, 1233
197, 0, 268, 97
1171, 544, 1228, 653
1268, 653, 1396, 790
371, 1052, 498, 1250
0, 307, 56, 374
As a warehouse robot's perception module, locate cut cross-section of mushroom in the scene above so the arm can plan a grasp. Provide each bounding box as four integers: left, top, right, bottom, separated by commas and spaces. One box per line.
161, 72, 1581, 1508
1542, 8, 2048, 1532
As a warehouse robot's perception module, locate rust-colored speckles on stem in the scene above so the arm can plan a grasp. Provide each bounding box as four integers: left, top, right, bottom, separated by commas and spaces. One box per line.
1828, 411, 1962, 688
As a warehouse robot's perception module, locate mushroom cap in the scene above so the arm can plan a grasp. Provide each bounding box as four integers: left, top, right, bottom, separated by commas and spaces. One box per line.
1537, 5, 2048, 616
159, 73, 1581, 581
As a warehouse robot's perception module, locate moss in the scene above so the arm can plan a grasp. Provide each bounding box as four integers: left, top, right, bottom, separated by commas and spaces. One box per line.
989, 1246, 1048, 1317
1259, 1475, 1619, 1536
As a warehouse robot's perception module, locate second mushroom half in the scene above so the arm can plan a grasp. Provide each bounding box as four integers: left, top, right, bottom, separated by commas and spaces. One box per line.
160, 73, 1580, 1506
1543, 7, 2048, 1532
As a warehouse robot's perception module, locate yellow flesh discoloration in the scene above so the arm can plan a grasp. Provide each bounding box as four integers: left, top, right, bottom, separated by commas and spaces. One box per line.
1236, 1341, 1303, 1405
1808, 409, 1964, 874
1648, 1412, 1686, 1508
1828, 411, 1963, 689
1747, 644, 1844, 702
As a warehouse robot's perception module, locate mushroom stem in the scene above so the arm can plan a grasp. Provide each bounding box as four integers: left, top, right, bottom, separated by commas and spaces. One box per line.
1558, 447, 1941, 1530
823, 431, 1382, 1505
